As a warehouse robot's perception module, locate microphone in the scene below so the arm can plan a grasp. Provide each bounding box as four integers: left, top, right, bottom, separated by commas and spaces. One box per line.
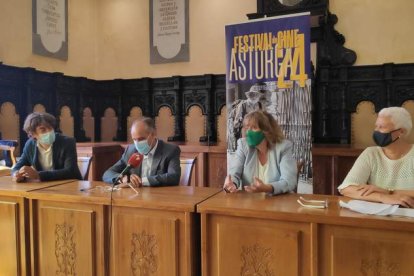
113, 153, 143, 185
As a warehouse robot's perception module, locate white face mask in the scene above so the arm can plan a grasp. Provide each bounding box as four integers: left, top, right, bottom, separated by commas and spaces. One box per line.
38, 131, 56, 145
134, 139, 151, 155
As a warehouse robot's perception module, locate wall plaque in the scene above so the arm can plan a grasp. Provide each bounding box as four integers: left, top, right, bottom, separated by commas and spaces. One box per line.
150, 0, 189, 64
32, 0, 68, 60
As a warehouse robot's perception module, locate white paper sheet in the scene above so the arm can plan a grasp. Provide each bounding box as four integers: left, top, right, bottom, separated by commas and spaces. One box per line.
339, 200, 399, 216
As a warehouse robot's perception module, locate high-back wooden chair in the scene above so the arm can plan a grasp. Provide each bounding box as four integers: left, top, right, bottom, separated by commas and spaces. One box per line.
179, 158, 196, 186
77, 156, 93, 180
0, 140, 18, 167
294, 159, 305, 193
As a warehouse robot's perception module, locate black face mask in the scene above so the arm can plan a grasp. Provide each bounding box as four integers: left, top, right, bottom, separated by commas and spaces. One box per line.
372, 129, 401, 147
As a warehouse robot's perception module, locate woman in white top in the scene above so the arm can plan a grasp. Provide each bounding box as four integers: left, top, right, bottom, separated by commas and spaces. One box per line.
338, 107, 414, 207
223, 110, 297, 194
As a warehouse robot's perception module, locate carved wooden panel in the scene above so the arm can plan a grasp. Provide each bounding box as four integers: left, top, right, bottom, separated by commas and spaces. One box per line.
111, 208, 181, 276
205, 215, 309, 276
0, 102, 20, 153
216, 106, 227, 143
28, 70, 56, 114
82, 107, 95, 142
351, 101, 377, 147
126, 107, 143, 143
185, 106, 206, 142
402, 100, 414, 144
2, 61, 414, 145
100, 108, 118, 142
0, 200, 19, 276
33, 104, 46, 113
320, 225, 414, 276
249, 0, 328, 18
155, 106, 175, 142
35, 203, 98, 276
59, 106, 74, 137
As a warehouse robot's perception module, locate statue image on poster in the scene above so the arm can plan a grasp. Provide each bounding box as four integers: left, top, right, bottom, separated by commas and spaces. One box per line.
32, 0, 68, 60
227, 83, 271, 152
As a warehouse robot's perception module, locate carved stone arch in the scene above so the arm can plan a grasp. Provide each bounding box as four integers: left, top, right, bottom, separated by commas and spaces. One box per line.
155, 106, 175, 141
127, 107, 143, 143
153, 104, 170, 116
83, 107, 95, 142
33, 104, 46, 113
0, 102, 20, 153
185, 105, 206, 142
153, 92, 177, 116
402, 100, 414, 144
59, 106, 74, 137
185, 103, 206, 116
217, 105, 227, 143
101, 107, 118, 142
351, 101, 377, 147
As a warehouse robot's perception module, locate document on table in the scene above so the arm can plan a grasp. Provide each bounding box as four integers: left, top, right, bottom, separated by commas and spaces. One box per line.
340, 200, 414, 218
339, 200, 399, 216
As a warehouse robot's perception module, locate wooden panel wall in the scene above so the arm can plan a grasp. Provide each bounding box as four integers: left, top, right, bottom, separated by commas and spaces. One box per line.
0, 64, 226, 152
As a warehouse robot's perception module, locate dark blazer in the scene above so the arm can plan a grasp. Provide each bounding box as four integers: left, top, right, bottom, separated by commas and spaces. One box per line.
102, 140, 181, 186
12, 133, 82, 181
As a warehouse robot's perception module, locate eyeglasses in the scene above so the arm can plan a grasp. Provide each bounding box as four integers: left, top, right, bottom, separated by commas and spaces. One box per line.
297, 196, 328, 209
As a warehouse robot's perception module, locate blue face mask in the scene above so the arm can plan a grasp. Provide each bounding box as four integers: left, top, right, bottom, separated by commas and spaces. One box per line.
38, 131, 56, 145
134, 139, 151, 155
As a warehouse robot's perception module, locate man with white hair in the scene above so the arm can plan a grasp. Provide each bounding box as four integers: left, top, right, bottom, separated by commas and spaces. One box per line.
338, 106, 414, 207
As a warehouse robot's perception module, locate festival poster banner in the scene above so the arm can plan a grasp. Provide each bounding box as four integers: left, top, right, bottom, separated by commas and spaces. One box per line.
226, 13, 312, 183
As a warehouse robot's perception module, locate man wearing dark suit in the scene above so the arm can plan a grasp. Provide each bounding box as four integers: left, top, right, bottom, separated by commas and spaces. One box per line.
103, 117, 181, 187
12, 112, 82, 182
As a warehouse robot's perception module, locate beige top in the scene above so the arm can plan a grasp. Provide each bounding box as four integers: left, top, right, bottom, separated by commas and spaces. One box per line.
253, 151, 269, 184
257, 158, 269, 184
338, 146, 414, 191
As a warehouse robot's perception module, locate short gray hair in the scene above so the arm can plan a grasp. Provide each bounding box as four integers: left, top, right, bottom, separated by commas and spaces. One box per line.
132, 117, 156, 133
378, 107, 412, 136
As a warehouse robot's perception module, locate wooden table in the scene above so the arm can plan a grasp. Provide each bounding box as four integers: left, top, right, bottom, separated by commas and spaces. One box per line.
27, 182, 221, 276
198, 192, 414, 276
0, 177, 76, 276
27, 181, 109, 276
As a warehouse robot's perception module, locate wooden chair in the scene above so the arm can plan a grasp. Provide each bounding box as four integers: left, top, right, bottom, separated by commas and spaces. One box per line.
0, 140, 18, 167
77, 156, 93, 180
294, 160, 305, 193
179, 158, 196, 186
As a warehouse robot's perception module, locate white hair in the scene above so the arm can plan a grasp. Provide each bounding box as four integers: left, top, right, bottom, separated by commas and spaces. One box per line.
378, 107, 412, 137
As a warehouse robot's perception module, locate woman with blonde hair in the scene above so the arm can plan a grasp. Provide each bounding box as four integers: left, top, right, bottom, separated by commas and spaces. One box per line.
223, 110, 297, 194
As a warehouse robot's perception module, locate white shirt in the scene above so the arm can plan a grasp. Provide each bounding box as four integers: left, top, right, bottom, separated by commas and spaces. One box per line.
37, 143, 53, 171
141, 139, 159, 186
338, 146, 414, 191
